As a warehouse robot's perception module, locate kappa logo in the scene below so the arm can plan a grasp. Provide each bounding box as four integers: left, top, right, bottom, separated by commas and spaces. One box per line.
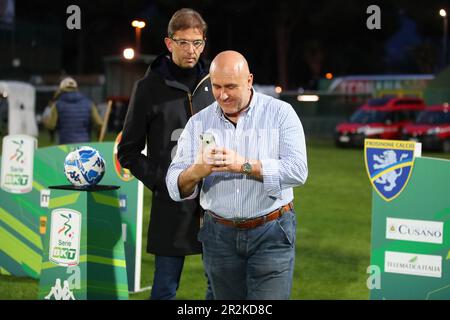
45, 279, 75, 300
365, 139, 417, 201
44, 266, 80, 300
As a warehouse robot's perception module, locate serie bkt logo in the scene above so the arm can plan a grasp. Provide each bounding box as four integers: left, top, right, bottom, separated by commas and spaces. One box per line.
49, 209, 81, 266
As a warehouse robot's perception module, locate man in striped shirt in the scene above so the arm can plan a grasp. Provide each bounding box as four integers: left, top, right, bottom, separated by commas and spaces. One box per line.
166, 50, 308, 299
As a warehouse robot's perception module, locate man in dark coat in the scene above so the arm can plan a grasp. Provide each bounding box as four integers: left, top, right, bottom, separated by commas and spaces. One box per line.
118, 8, 214, 300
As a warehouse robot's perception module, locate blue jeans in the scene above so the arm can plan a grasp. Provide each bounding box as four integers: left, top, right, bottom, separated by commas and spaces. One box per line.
198, 209, 296, 300
150, 255, 214, 300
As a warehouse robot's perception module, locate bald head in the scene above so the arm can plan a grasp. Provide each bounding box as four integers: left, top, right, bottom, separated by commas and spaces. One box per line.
209, 51, 254, 118
210, 50, 250, 76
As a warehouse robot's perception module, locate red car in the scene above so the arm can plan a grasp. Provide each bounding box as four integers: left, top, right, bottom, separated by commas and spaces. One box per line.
402, 104, 450, 152
335, 97, 425, 147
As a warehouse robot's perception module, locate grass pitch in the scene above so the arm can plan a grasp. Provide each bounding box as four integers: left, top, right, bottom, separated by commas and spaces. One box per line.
1, 136, 449, 300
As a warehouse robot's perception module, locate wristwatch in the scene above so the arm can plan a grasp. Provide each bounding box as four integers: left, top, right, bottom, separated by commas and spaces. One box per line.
241, 162, 252, 175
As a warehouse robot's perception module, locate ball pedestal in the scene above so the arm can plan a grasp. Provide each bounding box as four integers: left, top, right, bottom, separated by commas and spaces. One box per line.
38, 185, 129, 300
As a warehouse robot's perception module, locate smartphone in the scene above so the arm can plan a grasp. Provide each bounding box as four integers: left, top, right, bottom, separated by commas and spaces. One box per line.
200, 133, 216, 149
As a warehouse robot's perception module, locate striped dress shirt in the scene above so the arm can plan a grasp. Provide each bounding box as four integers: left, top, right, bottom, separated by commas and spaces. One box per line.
166, 91, 308, 220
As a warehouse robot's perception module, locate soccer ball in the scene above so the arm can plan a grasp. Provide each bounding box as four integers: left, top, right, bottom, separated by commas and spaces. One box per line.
64, 146, 105, 187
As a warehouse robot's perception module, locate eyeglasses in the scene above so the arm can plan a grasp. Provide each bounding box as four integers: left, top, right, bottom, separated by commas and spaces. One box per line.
170, 38, 205, 49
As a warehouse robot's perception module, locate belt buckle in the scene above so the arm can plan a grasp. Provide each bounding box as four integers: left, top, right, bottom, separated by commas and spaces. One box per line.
233, 218, 248, 228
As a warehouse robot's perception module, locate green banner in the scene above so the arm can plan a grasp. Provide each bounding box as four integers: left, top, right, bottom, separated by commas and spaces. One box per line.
369, 157, 450, 299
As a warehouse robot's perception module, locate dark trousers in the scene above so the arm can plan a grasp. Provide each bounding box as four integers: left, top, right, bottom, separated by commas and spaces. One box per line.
150, 255, 213, 300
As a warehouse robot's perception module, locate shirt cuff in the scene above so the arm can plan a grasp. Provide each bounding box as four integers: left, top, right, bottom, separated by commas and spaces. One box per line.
180, 184, 198, 201
166, 167, 199, 201
260, 159, 282, 199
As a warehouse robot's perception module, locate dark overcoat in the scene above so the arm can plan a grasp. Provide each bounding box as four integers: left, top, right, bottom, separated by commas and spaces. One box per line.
118, 54, 214, 255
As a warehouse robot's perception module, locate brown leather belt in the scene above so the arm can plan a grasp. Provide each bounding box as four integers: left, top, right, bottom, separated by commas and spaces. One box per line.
207, 202, 294, 229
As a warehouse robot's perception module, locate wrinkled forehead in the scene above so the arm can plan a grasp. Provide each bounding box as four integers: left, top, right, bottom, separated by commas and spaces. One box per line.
210, 70, 246, 86
211, 65, 250, 84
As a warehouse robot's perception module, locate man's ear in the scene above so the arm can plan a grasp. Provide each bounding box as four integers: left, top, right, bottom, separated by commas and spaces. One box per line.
164, 37, 173, 53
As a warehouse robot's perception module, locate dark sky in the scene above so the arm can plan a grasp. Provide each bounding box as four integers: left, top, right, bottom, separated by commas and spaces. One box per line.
9, 0, 450, 88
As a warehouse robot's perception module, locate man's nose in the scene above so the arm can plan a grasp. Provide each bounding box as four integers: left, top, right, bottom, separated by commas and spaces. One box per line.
219, 90, 228, 100
185, 43, 195, 53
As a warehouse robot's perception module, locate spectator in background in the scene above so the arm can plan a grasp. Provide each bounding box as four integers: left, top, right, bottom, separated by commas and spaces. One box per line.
43, 77, 103, 144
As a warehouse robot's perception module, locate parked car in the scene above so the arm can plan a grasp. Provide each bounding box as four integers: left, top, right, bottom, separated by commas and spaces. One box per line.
335, 97, 425, 147
402, 104, 450, 152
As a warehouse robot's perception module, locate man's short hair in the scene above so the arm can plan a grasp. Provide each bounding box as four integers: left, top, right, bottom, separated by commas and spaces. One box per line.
167, 8, 207, 38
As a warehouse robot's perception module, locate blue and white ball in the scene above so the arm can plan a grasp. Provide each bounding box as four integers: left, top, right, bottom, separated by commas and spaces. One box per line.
64, 146, 105, 187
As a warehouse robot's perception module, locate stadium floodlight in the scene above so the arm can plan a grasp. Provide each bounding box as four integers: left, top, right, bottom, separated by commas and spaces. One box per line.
131, 20, 146, 55
123, 48, 135, 60
131, 20, 146, 29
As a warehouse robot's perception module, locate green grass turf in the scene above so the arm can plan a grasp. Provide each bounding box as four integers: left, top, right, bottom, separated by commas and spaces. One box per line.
1, 134, 449, 300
